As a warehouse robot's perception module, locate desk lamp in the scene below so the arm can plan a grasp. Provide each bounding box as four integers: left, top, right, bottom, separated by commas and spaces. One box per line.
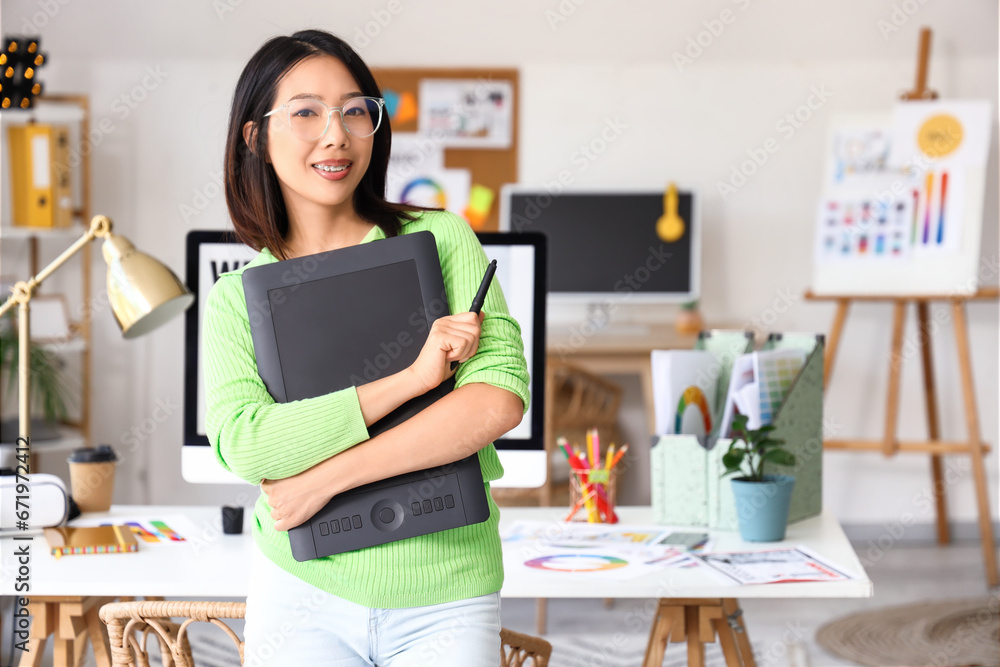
0, 214, 194, 461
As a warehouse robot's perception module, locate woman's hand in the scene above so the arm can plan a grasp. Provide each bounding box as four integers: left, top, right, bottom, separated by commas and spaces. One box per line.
406, 311, 485, 394
260, 463, 337, 532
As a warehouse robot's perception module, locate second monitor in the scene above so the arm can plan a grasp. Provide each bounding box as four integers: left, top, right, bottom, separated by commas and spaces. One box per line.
499, 186, 699, 307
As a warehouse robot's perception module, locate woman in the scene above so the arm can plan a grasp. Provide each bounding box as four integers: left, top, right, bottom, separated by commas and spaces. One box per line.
203, 29, 528, 666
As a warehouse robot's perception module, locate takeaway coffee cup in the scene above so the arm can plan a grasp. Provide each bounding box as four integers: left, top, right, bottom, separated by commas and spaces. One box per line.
67, 445, 118, 512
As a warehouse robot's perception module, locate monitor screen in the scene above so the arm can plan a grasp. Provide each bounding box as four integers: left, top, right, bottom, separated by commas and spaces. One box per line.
499, 186, 699, 305
182, 230, 547, 488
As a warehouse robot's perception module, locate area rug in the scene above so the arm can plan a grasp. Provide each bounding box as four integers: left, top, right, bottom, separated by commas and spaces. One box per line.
816, 598, 1000, 667
132, 630, 761, 667
544, 633, 761, 667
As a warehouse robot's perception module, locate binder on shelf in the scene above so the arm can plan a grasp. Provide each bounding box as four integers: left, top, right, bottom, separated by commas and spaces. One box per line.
7, 123, 73, 228
651, 330, 824, 530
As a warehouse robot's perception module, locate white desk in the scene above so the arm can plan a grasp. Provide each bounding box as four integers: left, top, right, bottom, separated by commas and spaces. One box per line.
499, 506, 872, 599
1, 505, 871, 667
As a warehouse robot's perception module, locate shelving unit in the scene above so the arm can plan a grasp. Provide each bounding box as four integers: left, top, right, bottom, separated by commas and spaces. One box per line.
0, 94, 93, 469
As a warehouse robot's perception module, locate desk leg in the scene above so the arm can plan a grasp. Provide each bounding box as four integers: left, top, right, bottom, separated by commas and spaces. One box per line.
643, 601, 679, 667
19, 601, 52, 667
639, 363, 656, 439
84, 602, 113, 667
642, 599, 754, 667
685, 605, 704, 666
722, 599, 756, 667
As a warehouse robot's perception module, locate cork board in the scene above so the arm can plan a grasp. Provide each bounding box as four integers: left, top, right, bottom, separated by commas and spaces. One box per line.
372, 67, 519, 231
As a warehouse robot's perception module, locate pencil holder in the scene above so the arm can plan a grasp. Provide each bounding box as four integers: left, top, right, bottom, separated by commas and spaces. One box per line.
566, 463, 618, 524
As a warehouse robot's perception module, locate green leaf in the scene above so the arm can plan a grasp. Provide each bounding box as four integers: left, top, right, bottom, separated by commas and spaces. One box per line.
763, 449, 796, 467
722, 451, 744, 470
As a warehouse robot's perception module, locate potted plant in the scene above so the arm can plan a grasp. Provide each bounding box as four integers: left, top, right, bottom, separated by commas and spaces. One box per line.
0, 311, 71, 442
721, 413, 797, 541
674, 299, 703, 335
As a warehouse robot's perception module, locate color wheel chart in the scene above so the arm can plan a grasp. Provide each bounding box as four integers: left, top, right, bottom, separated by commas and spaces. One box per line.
524, 554, 628, 573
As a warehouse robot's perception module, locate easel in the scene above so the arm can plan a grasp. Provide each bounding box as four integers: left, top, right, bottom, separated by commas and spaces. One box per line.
806, 28, 998, 588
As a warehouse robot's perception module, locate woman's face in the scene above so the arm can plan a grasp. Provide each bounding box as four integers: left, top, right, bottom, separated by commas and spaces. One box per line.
257, 54, 374, 219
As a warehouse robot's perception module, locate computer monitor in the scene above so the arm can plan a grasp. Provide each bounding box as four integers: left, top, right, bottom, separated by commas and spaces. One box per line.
182, 229, 547, 488
499, 186, 699, 310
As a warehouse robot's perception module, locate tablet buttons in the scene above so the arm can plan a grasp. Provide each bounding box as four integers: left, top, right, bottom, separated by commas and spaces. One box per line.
372, 500, 404, 532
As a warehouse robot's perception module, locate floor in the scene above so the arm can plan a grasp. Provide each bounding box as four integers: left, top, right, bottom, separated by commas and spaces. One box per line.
7, 540, 995, 666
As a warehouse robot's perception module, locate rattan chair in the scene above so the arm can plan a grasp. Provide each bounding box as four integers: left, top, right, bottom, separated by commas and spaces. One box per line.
500, 627, 552, 667
99, 600, 245, 667
99, 600, 551, 667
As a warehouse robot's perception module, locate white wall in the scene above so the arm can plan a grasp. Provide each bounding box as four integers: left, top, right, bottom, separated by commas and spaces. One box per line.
6, 0, 997, 528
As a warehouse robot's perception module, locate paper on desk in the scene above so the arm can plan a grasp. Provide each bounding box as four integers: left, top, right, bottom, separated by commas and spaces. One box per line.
502, 520, 673, 549
695, 545, 860, 585
504, 521, 726, 581
68, 514, 204, 545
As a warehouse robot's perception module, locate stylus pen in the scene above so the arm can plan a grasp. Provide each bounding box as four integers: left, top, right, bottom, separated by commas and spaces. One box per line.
451, 259, 497, 370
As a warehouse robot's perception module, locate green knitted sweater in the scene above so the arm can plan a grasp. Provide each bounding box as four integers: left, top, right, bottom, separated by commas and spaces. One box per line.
202, 210, 529, 608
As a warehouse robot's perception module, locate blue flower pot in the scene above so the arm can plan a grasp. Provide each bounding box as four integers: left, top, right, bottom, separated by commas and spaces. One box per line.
730, 474, 795, 542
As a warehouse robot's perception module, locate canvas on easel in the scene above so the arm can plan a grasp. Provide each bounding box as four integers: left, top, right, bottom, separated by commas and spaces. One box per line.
811, 101, 991, 296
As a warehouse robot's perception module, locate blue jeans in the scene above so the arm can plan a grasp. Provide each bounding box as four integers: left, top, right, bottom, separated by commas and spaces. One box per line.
243, 544, 502, 666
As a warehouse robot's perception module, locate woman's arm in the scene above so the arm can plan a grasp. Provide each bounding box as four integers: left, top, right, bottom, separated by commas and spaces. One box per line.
262, 381, 522, 531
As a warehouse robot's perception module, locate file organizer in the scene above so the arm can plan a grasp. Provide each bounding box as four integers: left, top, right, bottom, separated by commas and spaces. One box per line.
651, 331, 824, 530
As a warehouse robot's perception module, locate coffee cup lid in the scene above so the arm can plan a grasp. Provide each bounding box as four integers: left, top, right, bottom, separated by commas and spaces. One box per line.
68, 445, 118, 463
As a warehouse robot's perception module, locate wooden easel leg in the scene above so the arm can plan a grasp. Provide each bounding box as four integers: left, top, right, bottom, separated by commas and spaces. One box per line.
883, 300, 907, 456
823, 299, 850, 389
951, 301, 999, 587
917, 302, 950, 544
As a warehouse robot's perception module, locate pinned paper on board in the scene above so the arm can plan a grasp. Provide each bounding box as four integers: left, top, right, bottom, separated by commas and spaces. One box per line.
418, 79, 513, 148
386, 168, 471, 219
463, 184, 495, 230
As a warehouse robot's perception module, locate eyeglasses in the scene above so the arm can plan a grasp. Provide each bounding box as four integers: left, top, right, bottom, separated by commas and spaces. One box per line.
264, 96, 385, 140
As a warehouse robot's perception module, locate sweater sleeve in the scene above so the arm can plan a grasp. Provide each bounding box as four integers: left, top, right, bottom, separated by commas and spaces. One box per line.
431, 212, 530, 414
202, 274, 370, 485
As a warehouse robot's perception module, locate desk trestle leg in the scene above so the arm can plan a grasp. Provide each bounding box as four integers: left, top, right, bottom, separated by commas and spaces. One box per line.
642, 598, 756, 667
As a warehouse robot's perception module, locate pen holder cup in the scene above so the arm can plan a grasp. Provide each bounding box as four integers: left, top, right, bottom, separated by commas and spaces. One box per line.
567, 465, 618, 524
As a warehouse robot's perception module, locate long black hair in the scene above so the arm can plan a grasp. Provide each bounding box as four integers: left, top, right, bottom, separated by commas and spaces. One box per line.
224, 30, 423, 260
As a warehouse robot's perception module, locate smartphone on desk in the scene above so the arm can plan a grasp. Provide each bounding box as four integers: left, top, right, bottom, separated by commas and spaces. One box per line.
658, 531, 709, 550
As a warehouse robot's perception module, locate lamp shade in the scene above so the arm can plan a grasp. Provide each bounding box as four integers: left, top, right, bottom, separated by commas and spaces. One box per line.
102, 233, 194, 339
